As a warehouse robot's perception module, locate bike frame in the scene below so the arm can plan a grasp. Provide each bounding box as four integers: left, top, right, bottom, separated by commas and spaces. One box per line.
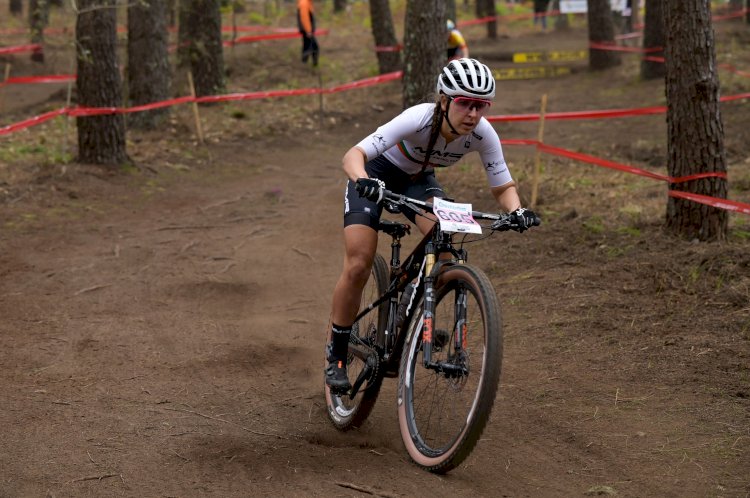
351, 194, 479, 387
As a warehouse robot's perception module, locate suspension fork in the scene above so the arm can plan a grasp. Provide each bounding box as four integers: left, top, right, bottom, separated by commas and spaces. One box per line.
421, 244, 469, 373
421, 241, 436, 367
454, 287, 468, 352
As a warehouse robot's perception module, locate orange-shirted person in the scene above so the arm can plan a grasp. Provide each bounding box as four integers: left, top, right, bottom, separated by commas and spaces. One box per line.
446, 20, 469, 62
297, 0, 319, 66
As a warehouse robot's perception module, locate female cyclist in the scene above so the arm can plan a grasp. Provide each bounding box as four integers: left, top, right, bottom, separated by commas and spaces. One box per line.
325, 58, 539, 392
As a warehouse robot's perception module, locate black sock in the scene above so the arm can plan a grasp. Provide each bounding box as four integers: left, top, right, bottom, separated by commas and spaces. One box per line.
330, 323, 352, 361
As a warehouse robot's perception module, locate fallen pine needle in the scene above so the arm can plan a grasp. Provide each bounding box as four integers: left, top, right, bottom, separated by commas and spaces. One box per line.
72, 473, 120, 483
74, 284, 112, 296
335, 481, 399, 498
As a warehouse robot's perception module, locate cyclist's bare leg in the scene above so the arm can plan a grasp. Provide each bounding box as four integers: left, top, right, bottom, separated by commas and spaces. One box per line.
331, 224, 379, 327
327, 224, 378, 390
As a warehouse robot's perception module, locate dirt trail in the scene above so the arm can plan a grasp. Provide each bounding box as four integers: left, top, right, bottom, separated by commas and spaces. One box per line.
2, 7, 750, 497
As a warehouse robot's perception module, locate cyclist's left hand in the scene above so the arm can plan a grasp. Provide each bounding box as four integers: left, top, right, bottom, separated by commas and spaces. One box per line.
510, 208, 540, 232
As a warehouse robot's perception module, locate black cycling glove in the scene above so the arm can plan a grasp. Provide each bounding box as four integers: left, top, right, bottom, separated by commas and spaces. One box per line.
510, 208, 540, 232
355, 178, 386, 203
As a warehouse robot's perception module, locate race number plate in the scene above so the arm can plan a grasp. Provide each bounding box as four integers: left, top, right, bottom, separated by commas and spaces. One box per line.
433, 198, 482, 234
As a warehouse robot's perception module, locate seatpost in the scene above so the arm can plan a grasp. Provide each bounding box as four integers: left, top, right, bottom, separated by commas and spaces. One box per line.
390, 234, 402, 271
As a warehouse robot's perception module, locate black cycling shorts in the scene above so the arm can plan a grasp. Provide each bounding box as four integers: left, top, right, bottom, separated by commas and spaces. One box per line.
343, 155, 446, 230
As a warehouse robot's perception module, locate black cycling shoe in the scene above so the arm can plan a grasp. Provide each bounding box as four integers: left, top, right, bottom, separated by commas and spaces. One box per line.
325, 359, 351, 394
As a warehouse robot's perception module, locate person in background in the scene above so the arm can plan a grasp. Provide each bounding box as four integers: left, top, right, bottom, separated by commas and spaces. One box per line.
324, 58, 539, 392
297, 0, 319, 66
446, 20, 469, 61
533, 0, 549, 31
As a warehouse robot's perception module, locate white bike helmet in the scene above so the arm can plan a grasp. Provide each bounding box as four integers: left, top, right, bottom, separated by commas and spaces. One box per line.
436, 58, 496, 100
446, 19, 455, 30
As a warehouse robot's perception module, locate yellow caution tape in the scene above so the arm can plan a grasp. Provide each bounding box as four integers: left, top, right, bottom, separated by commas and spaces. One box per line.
512, 50, 587, 63
493, 66, 573, 80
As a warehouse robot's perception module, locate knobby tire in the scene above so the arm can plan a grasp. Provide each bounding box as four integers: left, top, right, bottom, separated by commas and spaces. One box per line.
397, 264, 503, 473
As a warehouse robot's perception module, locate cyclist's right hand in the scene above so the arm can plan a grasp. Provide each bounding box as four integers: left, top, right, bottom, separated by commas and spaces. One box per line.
355, 178, 386, 203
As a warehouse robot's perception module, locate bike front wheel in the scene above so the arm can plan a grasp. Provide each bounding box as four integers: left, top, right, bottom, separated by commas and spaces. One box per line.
325, 253, 389, 430
397, 263, 503, 473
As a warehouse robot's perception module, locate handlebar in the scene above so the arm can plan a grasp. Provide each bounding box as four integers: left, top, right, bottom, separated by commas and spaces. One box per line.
377, 189, 540, 233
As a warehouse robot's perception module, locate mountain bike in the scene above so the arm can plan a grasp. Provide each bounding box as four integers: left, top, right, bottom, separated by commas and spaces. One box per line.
324, 188, 539, 473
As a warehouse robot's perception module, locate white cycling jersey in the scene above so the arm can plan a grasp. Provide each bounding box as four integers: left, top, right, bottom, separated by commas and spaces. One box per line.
355, 103, 512, 188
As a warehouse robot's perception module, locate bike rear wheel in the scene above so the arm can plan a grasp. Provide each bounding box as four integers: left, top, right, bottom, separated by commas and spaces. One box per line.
397, 263, 503, 473
325, 253, 389, 430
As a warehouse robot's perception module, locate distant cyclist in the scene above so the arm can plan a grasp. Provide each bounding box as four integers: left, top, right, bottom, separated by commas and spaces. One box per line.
325, 58, 538, 391
446, 19, 469, 61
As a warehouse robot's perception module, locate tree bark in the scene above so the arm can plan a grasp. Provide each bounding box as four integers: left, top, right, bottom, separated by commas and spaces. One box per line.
552, 0, 569, 30
127, 0, 171, 129
640, 0, 665, 80
369, 0, 401, 74
29, 0, 48, 62
587, 0, 621, 70
478, 0, 497, 39
178, 0, 224, 97
402, 0, 446, 108
167, 0, 177, 26
664, 0, 727, 241
10, 0, 23, 15
76, 0, 128, 165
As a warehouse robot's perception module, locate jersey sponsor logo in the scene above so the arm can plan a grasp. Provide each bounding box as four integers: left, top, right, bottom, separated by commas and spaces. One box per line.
486, 160, 508, 176
412, 146, 464, 160
371, 134, 387, 155
471, 131, 483, 140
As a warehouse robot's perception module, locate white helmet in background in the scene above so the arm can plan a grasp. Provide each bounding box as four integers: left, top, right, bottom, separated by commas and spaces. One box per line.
446, 19, 456, 30
436, 58, 496, 100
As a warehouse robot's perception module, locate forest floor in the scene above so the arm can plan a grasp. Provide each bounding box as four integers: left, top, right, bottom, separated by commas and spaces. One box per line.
1, 3, 750, 497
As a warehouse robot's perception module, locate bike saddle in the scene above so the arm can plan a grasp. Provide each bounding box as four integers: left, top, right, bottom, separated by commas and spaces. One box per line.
378, 219, 411, 238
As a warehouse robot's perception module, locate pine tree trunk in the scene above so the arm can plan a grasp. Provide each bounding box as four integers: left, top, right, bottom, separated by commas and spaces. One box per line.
664, 0, 727, 241
127, 0, 171, 129
179, 0, 224, 97
369, 0, 401, 73
640, 0, 665, 80
402, 0, 446, 108
29, 0, 48, 62
10, 0, 23, 16
446, 0, 456, 26
76, 0, 128, 165
488, 0, 498, 39
168, 0, 177, 26
479, 0, 497, 39
587, 0, 621, 70
552, 0, 569, 30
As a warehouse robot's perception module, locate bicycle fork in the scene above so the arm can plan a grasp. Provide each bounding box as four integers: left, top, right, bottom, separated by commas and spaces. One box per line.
421, 243, 469, 378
